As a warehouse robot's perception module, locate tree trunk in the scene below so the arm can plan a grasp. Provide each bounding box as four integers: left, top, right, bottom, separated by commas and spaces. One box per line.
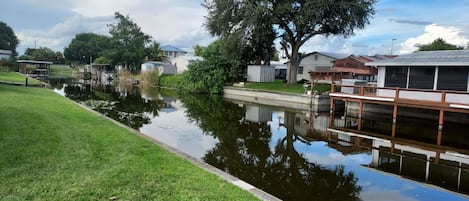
287, 47, 300, 84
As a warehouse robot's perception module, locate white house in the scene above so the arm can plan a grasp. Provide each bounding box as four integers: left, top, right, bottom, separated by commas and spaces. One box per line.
161, 45, 187, 60
294, 52, 349, 81
0, 49, 12, 60
171, 54, 203, 74
141, 61, 177, 75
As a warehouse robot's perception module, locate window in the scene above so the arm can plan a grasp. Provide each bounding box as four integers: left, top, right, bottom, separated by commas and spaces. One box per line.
437, 67, 469, 91
314, 55, 318, 61
385, 67, 408, 88
408, 67, 435, 89
298, 66, 304, 74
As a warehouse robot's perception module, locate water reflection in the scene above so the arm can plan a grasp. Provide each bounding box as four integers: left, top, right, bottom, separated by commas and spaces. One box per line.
54, 80, 469, 201
179, 95, 361, 201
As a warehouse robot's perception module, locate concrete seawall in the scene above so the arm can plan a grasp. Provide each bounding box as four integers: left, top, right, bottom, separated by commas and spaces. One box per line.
223, 87, 331, 112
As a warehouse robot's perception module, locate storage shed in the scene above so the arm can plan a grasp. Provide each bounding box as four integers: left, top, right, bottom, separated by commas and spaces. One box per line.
247, 65, 275, 83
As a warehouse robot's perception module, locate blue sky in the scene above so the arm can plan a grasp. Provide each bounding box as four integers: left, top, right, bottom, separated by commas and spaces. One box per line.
1, 0, 469, 56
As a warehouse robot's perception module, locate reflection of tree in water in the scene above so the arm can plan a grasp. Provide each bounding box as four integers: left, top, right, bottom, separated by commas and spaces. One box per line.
180, 95, 361, 201
64, 84, 164, 129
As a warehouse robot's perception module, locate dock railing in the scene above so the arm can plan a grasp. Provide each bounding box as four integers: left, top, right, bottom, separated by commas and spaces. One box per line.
330, 83, 469, 109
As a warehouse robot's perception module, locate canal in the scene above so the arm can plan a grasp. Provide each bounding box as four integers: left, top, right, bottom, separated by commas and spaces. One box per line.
51, 80, 469, 201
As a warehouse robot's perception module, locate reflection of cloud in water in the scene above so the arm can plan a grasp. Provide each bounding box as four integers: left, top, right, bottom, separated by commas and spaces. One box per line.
361, 187, 418, 201
139, 108, 218, 159
303, 152, 370, 166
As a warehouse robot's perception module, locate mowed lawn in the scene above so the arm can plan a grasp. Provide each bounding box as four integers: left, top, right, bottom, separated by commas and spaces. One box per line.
0, 85, 258, 200
0, 72, 43, 85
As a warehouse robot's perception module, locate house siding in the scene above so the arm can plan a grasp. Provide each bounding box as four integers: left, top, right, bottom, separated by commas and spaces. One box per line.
297, 54, 336, 81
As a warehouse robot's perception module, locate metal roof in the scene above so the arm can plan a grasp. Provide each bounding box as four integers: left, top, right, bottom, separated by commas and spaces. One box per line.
303, 51, 350, 60
160, 45, 187, 53
17, 60, 53, 64
367, 50, 469, 66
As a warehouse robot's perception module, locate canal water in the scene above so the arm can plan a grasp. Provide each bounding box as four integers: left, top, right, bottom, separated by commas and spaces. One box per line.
51, 80, 469, 201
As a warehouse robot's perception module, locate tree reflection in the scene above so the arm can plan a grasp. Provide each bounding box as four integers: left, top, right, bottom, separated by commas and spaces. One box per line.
179, 95, 361, 201
63, 83, 164, 129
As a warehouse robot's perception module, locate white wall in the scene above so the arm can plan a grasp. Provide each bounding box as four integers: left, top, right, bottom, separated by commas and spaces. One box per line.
297, 53, 336, 81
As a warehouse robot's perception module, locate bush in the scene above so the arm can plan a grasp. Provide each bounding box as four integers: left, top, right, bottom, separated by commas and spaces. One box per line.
139, 70, 159, 87
158, 74, 185, 88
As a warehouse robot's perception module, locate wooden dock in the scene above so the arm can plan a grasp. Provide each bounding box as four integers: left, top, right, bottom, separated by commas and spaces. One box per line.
328, 84, 469, 145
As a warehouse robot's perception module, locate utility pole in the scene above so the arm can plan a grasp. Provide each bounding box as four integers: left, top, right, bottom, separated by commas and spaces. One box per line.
391, 39, 397, 55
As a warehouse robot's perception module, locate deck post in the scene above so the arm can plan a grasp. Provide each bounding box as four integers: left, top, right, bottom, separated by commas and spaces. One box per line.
358, 100, 363, 131
392, 88, 399, 124
391, 122, 396, 138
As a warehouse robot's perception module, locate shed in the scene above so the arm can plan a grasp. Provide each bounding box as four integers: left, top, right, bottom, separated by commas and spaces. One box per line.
18, 60, 53, 78
247, 65, 275, 83
141, 61, 177, 75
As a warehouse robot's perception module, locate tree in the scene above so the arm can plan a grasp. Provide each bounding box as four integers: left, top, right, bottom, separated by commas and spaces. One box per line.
108, 12, 151, 70
204, 0, 376, 84
0, 21, 19, 56
183, 40, 244, 94
64, 33, 112, 64
20, 47, 56, 61
145, 41, 166, 61
193, 44, 206, 56
418, 38, 464, 51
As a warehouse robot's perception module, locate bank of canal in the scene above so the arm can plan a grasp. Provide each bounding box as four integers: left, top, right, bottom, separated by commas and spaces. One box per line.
49, 80, 469, 201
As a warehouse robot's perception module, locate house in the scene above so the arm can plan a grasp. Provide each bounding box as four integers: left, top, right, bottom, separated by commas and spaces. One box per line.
332, 55, 394, 82
18, 60, 53, 77
295, 52, 349, 82
161, 45, 187, 59
141, 61, 177, 75
328, 50, 469, 144
0, 49, 12, 60
171, 54, 202, 74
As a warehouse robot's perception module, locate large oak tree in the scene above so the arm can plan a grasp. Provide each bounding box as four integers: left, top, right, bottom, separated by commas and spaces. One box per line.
204, 0, 376, 84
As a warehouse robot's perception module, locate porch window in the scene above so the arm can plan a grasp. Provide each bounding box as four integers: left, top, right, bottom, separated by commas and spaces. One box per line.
385, 67, 408, 88
298, 66, 304, 74
408, 67, 435, 89
437, 67, 469, 91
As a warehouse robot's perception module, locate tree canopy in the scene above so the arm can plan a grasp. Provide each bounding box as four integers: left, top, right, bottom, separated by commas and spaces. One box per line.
204, 0, 377, 84
64, 33, 112, 64
107, 12, 151, 70
145, 41, 166, 61
418, 38, 464, 51
19, 47, 59, 62
0, 21, 19, 56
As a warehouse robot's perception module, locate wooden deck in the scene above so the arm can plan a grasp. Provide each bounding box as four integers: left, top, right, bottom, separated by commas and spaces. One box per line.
328, 84, 469, 145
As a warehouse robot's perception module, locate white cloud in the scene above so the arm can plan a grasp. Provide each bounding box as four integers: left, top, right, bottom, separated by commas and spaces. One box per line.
360, 186, 418, 201
14, 0, 214, 54
400, 24, 469, 54
16, 14, 113, 52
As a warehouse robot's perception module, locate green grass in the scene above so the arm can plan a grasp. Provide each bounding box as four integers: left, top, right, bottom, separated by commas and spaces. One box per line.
158, 74, 185, 88
243, 80, 331, 94
50, 65, 74, 78
0, 85, 259, 201
0, 72, 43, 85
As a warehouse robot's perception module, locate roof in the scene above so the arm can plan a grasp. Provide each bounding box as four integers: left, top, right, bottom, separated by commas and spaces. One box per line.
303, 51, 350, 60
173, 55, 203, 61
367, 50, 469, 66
161, 45, 187, 53
17, 60, 53, 64
0, 49, 12, 55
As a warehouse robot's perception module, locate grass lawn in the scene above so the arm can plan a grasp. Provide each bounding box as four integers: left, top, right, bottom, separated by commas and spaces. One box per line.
0, 72, 43, 85
50, 65, 74, 78
0, 85, 258, 201
244, 80, 331, 94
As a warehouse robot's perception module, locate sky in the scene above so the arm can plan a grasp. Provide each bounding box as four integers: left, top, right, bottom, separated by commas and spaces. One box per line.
2, 0, 469, 56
